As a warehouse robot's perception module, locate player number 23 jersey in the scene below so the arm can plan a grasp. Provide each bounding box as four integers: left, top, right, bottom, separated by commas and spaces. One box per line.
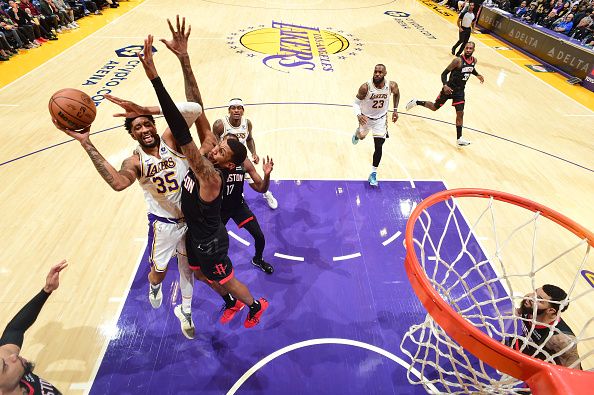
136, 140, 189, 219
361, 80, 391, 119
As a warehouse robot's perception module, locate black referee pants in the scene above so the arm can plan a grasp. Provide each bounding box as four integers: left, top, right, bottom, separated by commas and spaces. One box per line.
452, 27, 471, 56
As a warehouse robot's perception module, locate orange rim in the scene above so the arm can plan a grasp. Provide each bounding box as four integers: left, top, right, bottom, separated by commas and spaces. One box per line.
404, 188, 594, 394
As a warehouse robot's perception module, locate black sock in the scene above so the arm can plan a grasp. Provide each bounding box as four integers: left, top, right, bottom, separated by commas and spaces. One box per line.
456, 125, 462, 139
222, 293, 236, 308
253, 255, 263, 262
416, 100, 426, 106
248, 299, 261, 317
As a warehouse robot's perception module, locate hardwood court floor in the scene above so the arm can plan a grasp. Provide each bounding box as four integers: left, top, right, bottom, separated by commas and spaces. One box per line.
0, 0, 592, 393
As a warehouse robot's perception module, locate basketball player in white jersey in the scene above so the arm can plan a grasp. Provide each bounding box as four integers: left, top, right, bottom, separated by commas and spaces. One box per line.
351, 64, 400, 187
52, 17, 211, 340
212, 99, 278, 209
54, 100, 201, 339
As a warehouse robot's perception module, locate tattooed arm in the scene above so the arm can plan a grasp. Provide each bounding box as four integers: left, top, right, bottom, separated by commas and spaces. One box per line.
547, 333, 582, 369
53, 122, 139, 191
160, 15, 203, 108
160, 15, 219, 153
81, 143, 139, 191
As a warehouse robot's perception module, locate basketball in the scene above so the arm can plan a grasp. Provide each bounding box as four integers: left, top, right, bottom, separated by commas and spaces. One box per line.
49, 88, 97, 131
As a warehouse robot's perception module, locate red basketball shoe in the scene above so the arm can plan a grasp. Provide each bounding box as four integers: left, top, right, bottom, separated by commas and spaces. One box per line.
244, 298, 269, 328
220, 300, 246, 324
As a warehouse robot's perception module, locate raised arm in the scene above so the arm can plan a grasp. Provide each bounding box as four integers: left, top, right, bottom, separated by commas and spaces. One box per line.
104, 93, 203, 153
245, 156, 273, 193
138, 35, 221, 202
160, 15, 203, 108
0, 261, 67, 353
53, 120, 139, 191
161, 15, 216, 152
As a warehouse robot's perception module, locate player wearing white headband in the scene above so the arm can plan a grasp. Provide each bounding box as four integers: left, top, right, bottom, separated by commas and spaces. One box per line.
213, 98, 279, 210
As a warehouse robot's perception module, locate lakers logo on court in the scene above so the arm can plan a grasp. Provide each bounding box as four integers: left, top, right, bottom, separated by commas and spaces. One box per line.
582, 270, 594, 288
227, 22, 363, 73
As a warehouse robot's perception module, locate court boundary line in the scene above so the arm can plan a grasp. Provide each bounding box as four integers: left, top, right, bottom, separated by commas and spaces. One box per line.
83, 180, 450, 393
226, 337, 440, 394
1, 102, 591, 173
82, 241, 148, 395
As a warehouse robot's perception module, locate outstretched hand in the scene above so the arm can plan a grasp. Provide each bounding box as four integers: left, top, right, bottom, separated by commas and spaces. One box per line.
104, 94, 151, 118
160, 15, 191, 58
44, 260, 68, 293
262, 156, 274, 176
52, 118, 91, 143
137, 35, 158, 80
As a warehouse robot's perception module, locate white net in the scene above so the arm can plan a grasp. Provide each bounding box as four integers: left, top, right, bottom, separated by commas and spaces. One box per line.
400, 193, 594, 394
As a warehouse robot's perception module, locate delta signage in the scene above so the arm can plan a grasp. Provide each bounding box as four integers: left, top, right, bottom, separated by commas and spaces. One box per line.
478, 7, 593, 80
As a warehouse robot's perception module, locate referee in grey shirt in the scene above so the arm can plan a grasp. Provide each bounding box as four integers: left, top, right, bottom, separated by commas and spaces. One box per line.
452, 2, 477, 56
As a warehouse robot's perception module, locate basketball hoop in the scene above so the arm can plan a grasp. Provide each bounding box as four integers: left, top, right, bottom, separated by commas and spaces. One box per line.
400, 188, 594, 394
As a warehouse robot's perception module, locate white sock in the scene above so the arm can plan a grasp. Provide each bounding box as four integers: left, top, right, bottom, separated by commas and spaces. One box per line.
371, 166, 378, 173
177, 255, 194, 312
151, 283, 161, 290
263, 190, 272, 197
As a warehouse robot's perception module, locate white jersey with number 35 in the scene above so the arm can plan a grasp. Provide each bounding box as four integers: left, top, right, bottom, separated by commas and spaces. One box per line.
221, 116, 249, 147
361, 79, 391, 119
136, 140, 189, 219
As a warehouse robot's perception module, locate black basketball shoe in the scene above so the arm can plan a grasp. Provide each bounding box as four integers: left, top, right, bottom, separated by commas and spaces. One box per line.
252, 257, 274, 274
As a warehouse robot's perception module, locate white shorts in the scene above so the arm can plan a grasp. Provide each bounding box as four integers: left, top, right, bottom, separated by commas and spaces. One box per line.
145, 214, 187, 273
357, 115, 388, 139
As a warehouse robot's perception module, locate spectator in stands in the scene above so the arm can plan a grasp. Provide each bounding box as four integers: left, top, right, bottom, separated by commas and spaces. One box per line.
570, 12, 592, 38
515, 0, 530, 17
0, 31, 17, 60
498, 0, 513, 12
553, 12, 575, 33
53, 0, 79, 28
0, 8, 38, 48
46, 0, 74, 29
64, 0, 84, 19
542, 9, 559, 26
71, 0, 100, 16
7, 0, 50, 44
553, 0, 565, 13
522, 1, 539, 21
38, 0, 69, 32
573, 4, 591, 24
20, 0, 59, 37
557, 1, 572, 16
534, 1, 551, 23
